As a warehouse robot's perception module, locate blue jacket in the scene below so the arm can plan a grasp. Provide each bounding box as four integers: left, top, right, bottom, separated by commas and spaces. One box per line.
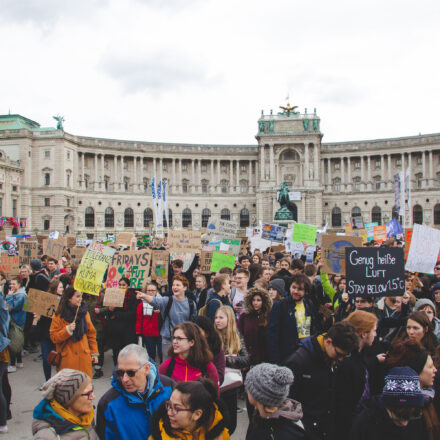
266, 296, 320, 364
0, 295, 10, 353
206, 292, 233, 322
6, 288, 27, 328
96, 362, 171, 440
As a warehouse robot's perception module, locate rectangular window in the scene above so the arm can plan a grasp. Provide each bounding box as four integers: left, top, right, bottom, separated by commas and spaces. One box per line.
163, 164, 168, 171
201, 164, 207, 172
241, 164, 246, 172
0, 184, 2, 190
417, 157, 422, 165
376, 181, 381, 190
66, 151, 70, 160
182, 164, 188, 172
202, 183, 208, 193
12, 185, 18, 192
44, 198, 50, 207
396, 159, 402, 166
334, 163, 340, 170
12, 199, 17, 217
221, 165, 227, 172
45, 151, 50, 158
67, 199, 70, 207
375, 160, 381, 168
354, 162, 361, 169
123, 162, 128, 169
44, 220, 50, 230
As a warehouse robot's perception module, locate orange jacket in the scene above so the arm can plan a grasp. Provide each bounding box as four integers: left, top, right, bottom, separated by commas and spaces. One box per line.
50, 312, 98, 378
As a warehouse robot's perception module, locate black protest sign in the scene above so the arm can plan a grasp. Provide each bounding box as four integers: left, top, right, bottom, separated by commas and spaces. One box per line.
345, 247, 405, 297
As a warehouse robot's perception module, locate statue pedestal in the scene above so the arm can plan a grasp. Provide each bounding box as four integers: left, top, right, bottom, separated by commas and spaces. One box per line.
273, 219, 296, 229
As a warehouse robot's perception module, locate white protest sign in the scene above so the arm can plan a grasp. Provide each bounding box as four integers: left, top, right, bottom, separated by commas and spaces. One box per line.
405, 224, 440, 274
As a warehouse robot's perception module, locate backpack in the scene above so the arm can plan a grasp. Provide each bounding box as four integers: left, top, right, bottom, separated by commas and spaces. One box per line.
158, 296, 196, 331
198, 298, 222, 317
165, 356, 208, 378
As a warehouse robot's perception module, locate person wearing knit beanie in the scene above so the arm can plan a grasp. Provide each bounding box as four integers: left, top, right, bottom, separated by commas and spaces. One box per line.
245, 363, 305, 440
268, 278, 285, 301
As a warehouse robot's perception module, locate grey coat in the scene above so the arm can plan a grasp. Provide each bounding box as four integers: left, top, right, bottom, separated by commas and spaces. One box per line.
32, 419, 99, 440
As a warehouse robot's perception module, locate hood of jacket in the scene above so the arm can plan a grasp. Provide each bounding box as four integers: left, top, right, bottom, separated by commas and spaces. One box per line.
243, 287, 273, 315
33, 399, 76, 436
267, 398, 303, 422
111, 360, 163, 403
414, 298, 437, 317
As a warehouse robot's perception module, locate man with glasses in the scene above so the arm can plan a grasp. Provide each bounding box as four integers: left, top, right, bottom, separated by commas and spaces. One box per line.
285, 321, 359, 440
96, 344, 172, 440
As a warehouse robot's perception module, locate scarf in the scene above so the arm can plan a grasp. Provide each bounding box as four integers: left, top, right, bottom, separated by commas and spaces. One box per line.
61, 302, 88, 342
50, 399, 94, 429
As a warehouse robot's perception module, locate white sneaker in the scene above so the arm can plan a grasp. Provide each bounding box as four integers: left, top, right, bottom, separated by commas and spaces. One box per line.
16, 363, 24, 368
0, 426, 8, 433
7, 366, 16, 373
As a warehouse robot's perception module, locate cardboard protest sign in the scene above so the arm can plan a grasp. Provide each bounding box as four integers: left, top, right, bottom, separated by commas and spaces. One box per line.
214, 238, 241, 256
346, 247, 405, 297
136, 234, 151, 247
0, 230, 5, 241
210, 252, 236, 272
206, 218, 238, 240
74, 241, 116, 295
365, 222, 378, 242
168, 230, 201, 253
321, 235, 363, 275
292, 224, 317, 245
404, 229, 413, 261
151, 250, 169, 281
0, 255, 19, 278
66, 235, 76, 249
240, 238, 249, 254
352, 216, 364, 229
405, 224, 440, 274
373, 225, 387, 244
103, 287, 126, 307
200, 250, 233, 274
270, 244, 286, 254
106, 249, 152, 289
19, 241, 38, 266
345, 224, 353, 236
23, 288, 60, 318
43, 238, 65, 260
261, 224, 287, 243
70, 246, 87, 260
115, 232, 134, 247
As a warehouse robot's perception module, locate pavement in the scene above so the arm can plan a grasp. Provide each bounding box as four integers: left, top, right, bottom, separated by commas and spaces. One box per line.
6, 349, 248, 439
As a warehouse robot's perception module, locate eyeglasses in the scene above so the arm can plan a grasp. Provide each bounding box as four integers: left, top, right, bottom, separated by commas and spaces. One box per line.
115, 363, 146, 378
434, 266, 440, 270
334, 347, 351, 359
80, 387, 94, 399
165, 401, 192, 415
172, 336, 189, 342
355, 299, 368, 304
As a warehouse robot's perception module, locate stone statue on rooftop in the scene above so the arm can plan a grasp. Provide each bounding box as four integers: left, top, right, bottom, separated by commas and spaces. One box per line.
53, 114, 65, 130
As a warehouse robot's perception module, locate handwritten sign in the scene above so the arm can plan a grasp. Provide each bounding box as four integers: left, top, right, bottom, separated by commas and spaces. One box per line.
115, 232, 135, 247
346, 247, 405, 297
74, 241, 116, 295
292, 224, 317, 245
106, 249, 152, 289
365, 222, 378, 242
151, 250, 169, 282
321, 235, 362, 275
210, 252, 236, 272
103, 287, 125, 307
405, 224, 440, 274
71, 246, 87, 260
23, 288, 60, 318
373, 225, 387, 244
66, 235, 76, 248
0, 255, 19, 278
19, 241, 38, 266
404, 229, 413, 261
43, 238, 65, 260
168, 230, 201, 253
214, 238, 241, 256
201, 250, 233, 274
206, 218, 238, 240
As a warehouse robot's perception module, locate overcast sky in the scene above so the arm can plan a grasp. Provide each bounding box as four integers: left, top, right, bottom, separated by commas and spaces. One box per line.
1, 0, 439, 145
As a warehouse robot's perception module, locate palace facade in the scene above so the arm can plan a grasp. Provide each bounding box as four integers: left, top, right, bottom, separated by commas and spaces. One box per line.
1, 109, 439, 238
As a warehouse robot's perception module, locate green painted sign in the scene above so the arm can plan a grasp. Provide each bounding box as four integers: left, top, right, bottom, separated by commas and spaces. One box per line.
210, 252, 236, 272
292, 224, 317, 245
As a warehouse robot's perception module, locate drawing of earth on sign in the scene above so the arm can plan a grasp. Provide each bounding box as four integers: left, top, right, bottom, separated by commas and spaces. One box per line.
326, 240, 357, 274
154, 264, 166, 278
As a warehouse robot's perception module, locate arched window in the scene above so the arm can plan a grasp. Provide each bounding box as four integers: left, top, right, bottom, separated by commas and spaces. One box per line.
202, 208, 211, 228
124, 208, 134, 228
281, 150, 296, 161
144, 208, 153, 227
44, 173, 50, 186
163, 209, 173, 228
221, 208, 230, 220
105, 207, 114, 227
182, 208, 192, 228
240, 208, 250, 227
85, 207, 95, 228
332, 207, 341, 227
371, 206, 382, 225
434, 204, 440, 225
413, 205, 423, 225
352, 207, 362, 217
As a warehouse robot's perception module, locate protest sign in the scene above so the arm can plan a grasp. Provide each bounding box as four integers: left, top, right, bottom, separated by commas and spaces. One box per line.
18, 241, 38, 266
168, 230, 201, 253
170, 252, 194, 271
0, 255, 19, 278
261, 224, 287, 243
107, 249, 152, 289
151, 250, 169, 281
37, 235, 49, 244
305, 246, 316, 263
136, 234, 150, 247
405, 224, 440, 274
373, 225, 387, 244
292, 224, 317, 245
246, 228, 253, 238
200, 250, 233, 274
43, 238, 65, 260
345, 224, 353, 235
270, 244, 286, 254
214, 238, 241, 256
404, 229, 413, 260
240, 238, 249, 254
210, 252, 236, 272
0, 231, 5, 241
365, 222, 378, 242
321, 235, 362, 275
23, 288, 60, 318
71, 246, 87, 260
115, 232, 134, 247
74, 241, 116, 295
346, 247, 405, 297
288, 241, 304, 259
103, 287, 125, 307
352, 228, 368, 244
352, 216, 364, 229
250, 237, 272, 253
66, 235, 76, 248
206, 218, 238, 240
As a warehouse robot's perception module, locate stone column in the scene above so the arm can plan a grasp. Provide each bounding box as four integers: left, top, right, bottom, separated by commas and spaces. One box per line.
260, 146, 265, 181
133, 157, 137, 190
340, 157, 345, 191
360, 156, 365, 191
387, 155, 392, 189
81, 153, 85, 189
101, 155, 104, 189
367, 156, 371, 190
269, 144, 274, 181
172, 158, 176, 192
236, 160, 240, 191
211, 160, 215, 191
327, 159, 332, 187
313, 144, 319, 182
304, 144, 309, 180
422, 151, 426, 188
153, 158, 157, 178
346, 157, 351, 191
94, 154, 98, 190
120, 156, 124, 186
217, 160, 221, 193
429, 150, 433, 183
229, 160, 233, 193
380, 155, 384, 189
113, 155, 117, 190
179, 159, 182, 193
198, 159, 202, 192
248, 160, 252, 192
407, 152, 412, 187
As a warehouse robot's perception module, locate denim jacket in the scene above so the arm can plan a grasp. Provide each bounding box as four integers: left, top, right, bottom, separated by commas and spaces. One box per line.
0, 294, 11, 352
6, 287, 27, 328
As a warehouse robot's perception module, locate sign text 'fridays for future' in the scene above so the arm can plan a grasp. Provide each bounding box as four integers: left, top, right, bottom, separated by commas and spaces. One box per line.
345, 247, 405, 297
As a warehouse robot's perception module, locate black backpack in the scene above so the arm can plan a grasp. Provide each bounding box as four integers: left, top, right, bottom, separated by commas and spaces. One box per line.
158, 296, 196, 331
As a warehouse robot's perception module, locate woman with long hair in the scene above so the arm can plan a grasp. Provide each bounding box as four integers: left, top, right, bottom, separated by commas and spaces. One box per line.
50, 286, 98, 377
159, 322, 220, 395
238, 287, 272, 365
402, 311, 438, 355
215, 306, 250, 435
149, 379, 230, 440
194, 316, 225, 385
248, 263, 263, 288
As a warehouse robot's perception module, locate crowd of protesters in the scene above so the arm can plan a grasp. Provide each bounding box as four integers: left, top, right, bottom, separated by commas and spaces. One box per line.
0, 236, 439, 439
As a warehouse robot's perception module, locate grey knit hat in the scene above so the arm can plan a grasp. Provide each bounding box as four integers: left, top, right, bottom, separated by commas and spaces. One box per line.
268, 279, 285, 297
30, 259, 43, 271
245, 363, 293, 407
41, 369, 91, 408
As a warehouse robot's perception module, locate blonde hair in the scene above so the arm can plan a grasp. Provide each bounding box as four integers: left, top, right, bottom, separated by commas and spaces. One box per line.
215, 306, 242, 355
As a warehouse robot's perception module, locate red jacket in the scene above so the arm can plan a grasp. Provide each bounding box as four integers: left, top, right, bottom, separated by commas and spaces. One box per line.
135, 302, 160, 337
